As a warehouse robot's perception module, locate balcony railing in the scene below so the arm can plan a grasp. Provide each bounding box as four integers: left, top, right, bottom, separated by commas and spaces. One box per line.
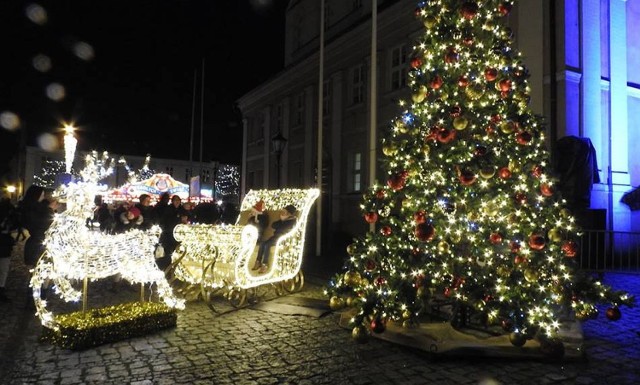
578, 230, 640, 273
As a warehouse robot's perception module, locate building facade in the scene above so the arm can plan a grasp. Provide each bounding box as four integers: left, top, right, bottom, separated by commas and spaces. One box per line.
237, 0, 640, 259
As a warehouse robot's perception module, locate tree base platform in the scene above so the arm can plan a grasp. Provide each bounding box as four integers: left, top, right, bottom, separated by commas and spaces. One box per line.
338, 309, 584, 360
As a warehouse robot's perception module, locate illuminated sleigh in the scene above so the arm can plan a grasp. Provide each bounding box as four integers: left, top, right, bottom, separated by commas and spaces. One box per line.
170, 188, 319, 306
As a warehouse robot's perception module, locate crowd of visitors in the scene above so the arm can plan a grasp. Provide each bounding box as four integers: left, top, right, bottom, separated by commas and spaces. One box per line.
0, 185, 240, 303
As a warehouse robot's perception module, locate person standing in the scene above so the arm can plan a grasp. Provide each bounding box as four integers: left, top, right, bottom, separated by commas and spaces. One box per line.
0, 198, 18, 302
135, 194, 154, 230
19, 185, 55, 268
157, 195, 185, 271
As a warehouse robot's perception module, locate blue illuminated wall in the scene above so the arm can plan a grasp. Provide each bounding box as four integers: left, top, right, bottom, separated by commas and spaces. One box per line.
562, 0, 640, 232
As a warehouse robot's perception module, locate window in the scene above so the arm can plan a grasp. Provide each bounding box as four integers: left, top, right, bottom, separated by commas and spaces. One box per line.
293, 92, 304, 128
349, 152, 362, 192
350, 64, 365, 105
250, 113, 265, 143
352, 0, 362, 10
185, 168, 191, 181
390, 44, 408, 90
323, 81, 332, 116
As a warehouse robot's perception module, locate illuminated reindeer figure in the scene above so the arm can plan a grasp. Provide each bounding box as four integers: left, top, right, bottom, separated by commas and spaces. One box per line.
30, 152, 184, 330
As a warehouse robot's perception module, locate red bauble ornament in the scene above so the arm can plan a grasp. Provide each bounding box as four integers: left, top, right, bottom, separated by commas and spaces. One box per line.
514, 255, 527, 264
415, 223, 436, 242
501, 318, 514, 331
444, 48, 459, 64
540, 183, 554, 197
562, 240, 578, 257
443, 287, 452, 297
485, 124, 496, 135
510, 241, 521, 253
516, 131, 532, 145
474, 146, 488, 157
498, 167, 512, 179
380, 225, 392, 236
605, 306, 621, 321
450, 105, 462, 117
462, 35, 474, 46
514, 192, 527, 205
528, 233, 546, 251
531, 165, 544, 178
375, 189, 386, 199
374, 276, 387, 287
498, 3, 512, 16
364, 211, 378, 224
413, 210, 427, 224
458, 170, 477, 186
429, 75, 444, 89
461, 1, 479, 19
498, 79, 512, 92
489, 232, 503, 244
437, 128, 456, 144
458, 75, 470, 87
365, 259, 377, 271
410, 57, 423, 69
370, 317, 386, 334
490, 114, 502, 123
414, 273, 425, 288
387, 173, 407, 191
484, 67, 498, 82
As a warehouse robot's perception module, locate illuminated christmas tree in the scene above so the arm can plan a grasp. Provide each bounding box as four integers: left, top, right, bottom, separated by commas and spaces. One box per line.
327, 0, 634, 349
34, 159, 73, 188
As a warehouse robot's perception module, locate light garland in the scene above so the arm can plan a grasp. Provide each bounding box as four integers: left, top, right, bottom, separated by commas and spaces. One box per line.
30, 151, 185, 331
172, 188, 319, 292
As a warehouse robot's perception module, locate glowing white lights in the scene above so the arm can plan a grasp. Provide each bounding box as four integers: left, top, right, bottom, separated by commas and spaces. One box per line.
172, 188, 319, 292
30, 151, 185, 331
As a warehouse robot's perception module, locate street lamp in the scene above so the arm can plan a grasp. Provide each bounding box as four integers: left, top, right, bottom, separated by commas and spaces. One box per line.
271, 131, 287, 188
6, 185, 16, 203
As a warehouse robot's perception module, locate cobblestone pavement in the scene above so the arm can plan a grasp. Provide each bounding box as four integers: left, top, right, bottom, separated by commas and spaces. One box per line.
1, 243, 640, 385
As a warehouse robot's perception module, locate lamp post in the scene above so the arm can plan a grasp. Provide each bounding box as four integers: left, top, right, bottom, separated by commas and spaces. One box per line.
271, 131, 287, 188
212, 160, 219, 202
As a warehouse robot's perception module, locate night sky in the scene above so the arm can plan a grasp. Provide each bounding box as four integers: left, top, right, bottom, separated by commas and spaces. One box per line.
0, 0, 287, 176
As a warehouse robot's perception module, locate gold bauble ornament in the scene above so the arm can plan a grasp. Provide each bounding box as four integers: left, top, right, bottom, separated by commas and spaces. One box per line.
346, 243, 357, 255
422, 144, 431, 156
548, 228, 563, 243
480, 167, 495, 179
424, 15, 438, 28
560, 208, 572, 218
329, 296, 345, 310
524, 269, 539, 283
437, 241, 450, 254
351, 325, 369, 343
508, 159, 521, 173
345, 296, 355, 307
449, 232, 462, 243
344, 271, 362, 286
382, 142, 398, 156
453, 116, 469, 130
402, 309, 412, 319
496, 265, 511, 277
499, 121, 515, 134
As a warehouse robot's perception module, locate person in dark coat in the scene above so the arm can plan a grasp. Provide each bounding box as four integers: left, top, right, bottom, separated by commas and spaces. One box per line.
19, 185, 55, 267
0, 198, 18, 302
157, 195, 186, 271
253, 205, 297, 273
134, 194, 154, 230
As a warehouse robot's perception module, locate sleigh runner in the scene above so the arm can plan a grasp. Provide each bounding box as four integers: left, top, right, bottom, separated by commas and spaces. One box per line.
169, 188, 319, 306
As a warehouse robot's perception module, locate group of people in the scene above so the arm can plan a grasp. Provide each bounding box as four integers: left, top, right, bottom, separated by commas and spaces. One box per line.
90, 192, 229, 270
